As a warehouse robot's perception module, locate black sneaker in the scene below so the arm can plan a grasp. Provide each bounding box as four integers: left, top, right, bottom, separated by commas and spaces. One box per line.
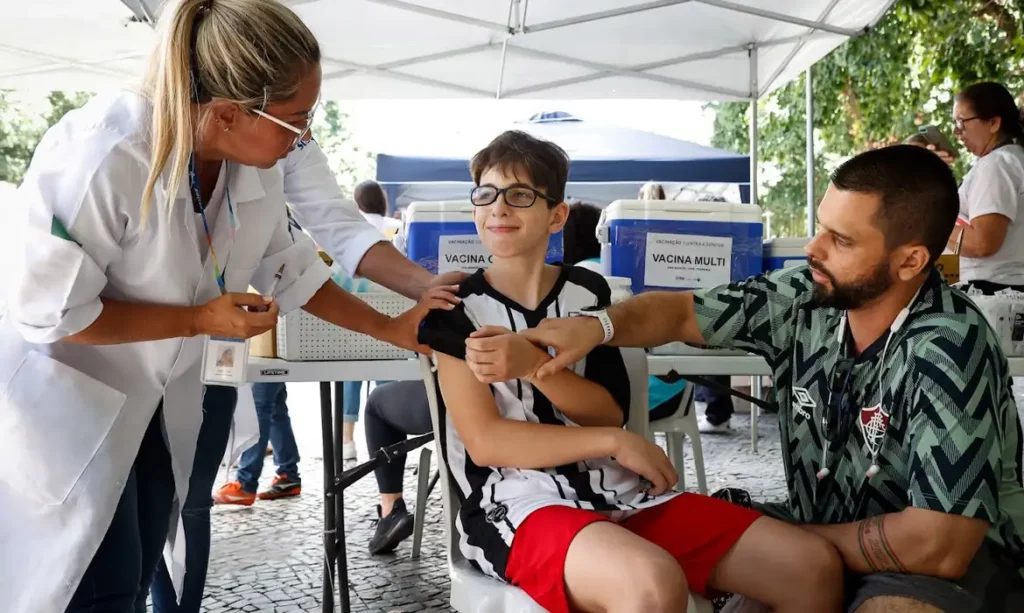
368, 499, 415, 555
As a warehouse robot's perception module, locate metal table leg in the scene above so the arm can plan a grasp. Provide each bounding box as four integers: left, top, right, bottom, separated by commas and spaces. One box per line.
751, 376, 761, 454
320, 381, 337, 613
334, 383, 350, 613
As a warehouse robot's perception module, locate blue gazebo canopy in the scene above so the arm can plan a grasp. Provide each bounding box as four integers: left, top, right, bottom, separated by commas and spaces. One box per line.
376, 112, 750, 209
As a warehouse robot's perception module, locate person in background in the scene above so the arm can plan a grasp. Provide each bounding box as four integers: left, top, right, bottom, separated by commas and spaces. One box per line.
638, 180, 666, 200
213, 381, 302, 505
561, 201, 689, 422
637, 184, 738, 433
339, 179, 399, 460
938, 82, 1024, 293
562, 201, 603, 273
354, 178, 402, 236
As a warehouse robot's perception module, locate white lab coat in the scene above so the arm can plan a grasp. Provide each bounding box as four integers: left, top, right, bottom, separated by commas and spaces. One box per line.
281, 143, 386, 277
212, 128, 391, 509
0, 91, 333, 613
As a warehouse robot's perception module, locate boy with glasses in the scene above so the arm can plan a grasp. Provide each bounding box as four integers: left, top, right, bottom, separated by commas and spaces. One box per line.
417, 130, 845, 613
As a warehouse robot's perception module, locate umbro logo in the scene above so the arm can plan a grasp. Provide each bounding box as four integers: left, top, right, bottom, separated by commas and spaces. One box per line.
486, 503, 509, 524
791, 386, 817, 421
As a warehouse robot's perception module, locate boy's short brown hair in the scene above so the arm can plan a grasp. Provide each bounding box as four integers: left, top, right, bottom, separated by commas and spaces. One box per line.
469, 130, 570, 205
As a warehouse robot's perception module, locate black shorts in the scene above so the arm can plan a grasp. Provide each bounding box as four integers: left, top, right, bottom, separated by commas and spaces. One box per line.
740, 497, 1024, 613
844, 540, 1024, 613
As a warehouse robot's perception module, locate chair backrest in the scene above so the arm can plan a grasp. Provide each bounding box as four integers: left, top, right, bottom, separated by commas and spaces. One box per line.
620, 347, 650, 437
419, 354, 464, 567
418, 347, 650, 566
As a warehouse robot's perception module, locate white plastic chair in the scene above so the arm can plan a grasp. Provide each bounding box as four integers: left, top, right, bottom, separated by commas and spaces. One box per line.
418, 351, 713, 613
647, 382, 708, 495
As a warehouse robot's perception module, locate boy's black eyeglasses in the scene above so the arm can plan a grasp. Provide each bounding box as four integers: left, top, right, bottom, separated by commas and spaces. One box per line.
823, 357, 856, 446
470, 185, 557, 208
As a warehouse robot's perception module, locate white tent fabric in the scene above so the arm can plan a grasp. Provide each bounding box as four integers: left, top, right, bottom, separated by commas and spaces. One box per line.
0, 0, 894, 100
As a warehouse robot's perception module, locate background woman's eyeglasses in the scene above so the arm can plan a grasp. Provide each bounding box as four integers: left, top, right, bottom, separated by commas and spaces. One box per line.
953, 116, 979, 132
470, 185, 557, 208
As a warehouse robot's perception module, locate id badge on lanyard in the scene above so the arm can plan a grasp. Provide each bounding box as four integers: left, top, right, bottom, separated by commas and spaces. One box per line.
192, 155, 249, 387
201, 336, 250, 387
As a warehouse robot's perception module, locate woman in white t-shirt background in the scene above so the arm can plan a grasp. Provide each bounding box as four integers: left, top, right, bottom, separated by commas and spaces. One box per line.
940, 81, 1024, 292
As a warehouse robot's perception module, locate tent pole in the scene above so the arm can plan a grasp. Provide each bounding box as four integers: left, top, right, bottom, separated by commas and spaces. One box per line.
748, 44, 758, 207
806, 66, 816, 237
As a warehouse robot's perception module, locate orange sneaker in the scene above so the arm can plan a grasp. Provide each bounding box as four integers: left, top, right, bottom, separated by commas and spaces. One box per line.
257, 475, 302, 500
213, 481, 256, 506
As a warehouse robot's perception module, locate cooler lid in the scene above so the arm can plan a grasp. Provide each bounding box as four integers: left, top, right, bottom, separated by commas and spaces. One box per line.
763, 237, 811, 248
406, 200, 475, 214
604, 199, 762, 223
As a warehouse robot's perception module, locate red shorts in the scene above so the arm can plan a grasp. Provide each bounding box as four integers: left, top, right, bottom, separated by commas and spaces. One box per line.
504, 493, 761, 613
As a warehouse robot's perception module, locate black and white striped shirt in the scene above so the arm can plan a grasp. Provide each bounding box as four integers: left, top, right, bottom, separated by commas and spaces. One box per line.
420, 265, 679, 581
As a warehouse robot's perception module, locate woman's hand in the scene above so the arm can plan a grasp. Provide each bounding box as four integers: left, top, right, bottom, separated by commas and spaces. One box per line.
610, 430, 678, 496
465, 326, 551, 383
193, 293, 280, 339
382, 285, 461, 353
927, 144, 956, 166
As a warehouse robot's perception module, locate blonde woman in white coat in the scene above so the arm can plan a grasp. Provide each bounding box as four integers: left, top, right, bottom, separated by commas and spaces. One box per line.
0, 1, 457, 611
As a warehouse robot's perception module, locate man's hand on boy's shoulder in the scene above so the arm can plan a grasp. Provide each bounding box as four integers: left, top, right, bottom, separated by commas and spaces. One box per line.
465, 326, 551, 383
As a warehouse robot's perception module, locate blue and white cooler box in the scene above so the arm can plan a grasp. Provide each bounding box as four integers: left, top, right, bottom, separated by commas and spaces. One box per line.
402, 201, 563, 274
598, 200, 763, 294
763, 237, 809, 272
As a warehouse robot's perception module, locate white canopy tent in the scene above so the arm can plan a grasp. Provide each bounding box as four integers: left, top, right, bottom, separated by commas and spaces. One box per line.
0, 0, 896, 227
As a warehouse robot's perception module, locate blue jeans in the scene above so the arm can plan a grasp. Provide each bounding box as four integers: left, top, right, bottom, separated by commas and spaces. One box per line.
235, 382, 300, 493
150, 386, 237, 613
67, 407, 176, 613
339, 380, 392, 423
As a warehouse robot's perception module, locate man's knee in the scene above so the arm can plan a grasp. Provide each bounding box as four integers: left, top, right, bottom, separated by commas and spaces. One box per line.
799, 534, 845, 589
855, 596, 945, 613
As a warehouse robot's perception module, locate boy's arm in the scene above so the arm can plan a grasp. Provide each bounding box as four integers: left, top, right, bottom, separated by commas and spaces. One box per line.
466, 326, 625, 427
436, 351, 623, 467
436, 351, 676, 493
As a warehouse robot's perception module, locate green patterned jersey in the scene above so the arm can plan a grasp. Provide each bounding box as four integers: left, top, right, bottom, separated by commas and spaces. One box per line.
694, 266, 1024, 575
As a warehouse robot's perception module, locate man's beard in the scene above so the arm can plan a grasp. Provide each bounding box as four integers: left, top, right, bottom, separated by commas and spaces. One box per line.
810, 257, 893, 311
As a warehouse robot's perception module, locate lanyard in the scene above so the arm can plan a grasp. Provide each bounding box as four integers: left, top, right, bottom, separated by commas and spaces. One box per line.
189, 154, 237, 293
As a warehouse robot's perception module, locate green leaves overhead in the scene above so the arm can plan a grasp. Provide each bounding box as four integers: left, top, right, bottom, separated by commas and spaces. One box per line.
710, 0, 1024, 237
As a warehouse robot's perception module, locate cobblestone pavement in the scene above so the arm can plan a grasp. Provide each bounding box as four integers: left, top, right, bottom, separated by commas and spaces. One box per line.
198, 382, 787, 613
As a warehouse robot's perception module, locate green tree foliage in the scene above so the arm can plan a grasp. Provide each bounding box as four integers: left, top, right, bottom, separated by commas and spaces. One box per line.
0, 91, 92, 185
1, 94, 371, 194
311, 101, 375, 199
710, 0, 1024, 237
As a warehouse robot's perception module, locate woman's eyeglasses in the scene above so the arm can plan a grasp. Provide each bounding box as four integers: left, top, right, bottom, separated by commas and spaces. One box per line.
953, 116, 979, 132
252, 99, 320, 149
470, 185, 557, 208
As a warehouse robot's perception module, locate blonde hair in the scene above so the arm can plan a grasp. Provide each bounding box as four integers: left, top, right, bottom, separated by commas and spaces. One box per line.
141, 0, 320, 220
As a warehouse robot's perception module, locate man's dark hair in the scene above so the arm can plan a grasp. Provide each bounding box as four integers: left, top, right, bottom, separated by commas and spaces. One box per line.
354, 180, 388, 216
470, 130, 570, 205
830, 145, 959, 265
563, 202, 602, 265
